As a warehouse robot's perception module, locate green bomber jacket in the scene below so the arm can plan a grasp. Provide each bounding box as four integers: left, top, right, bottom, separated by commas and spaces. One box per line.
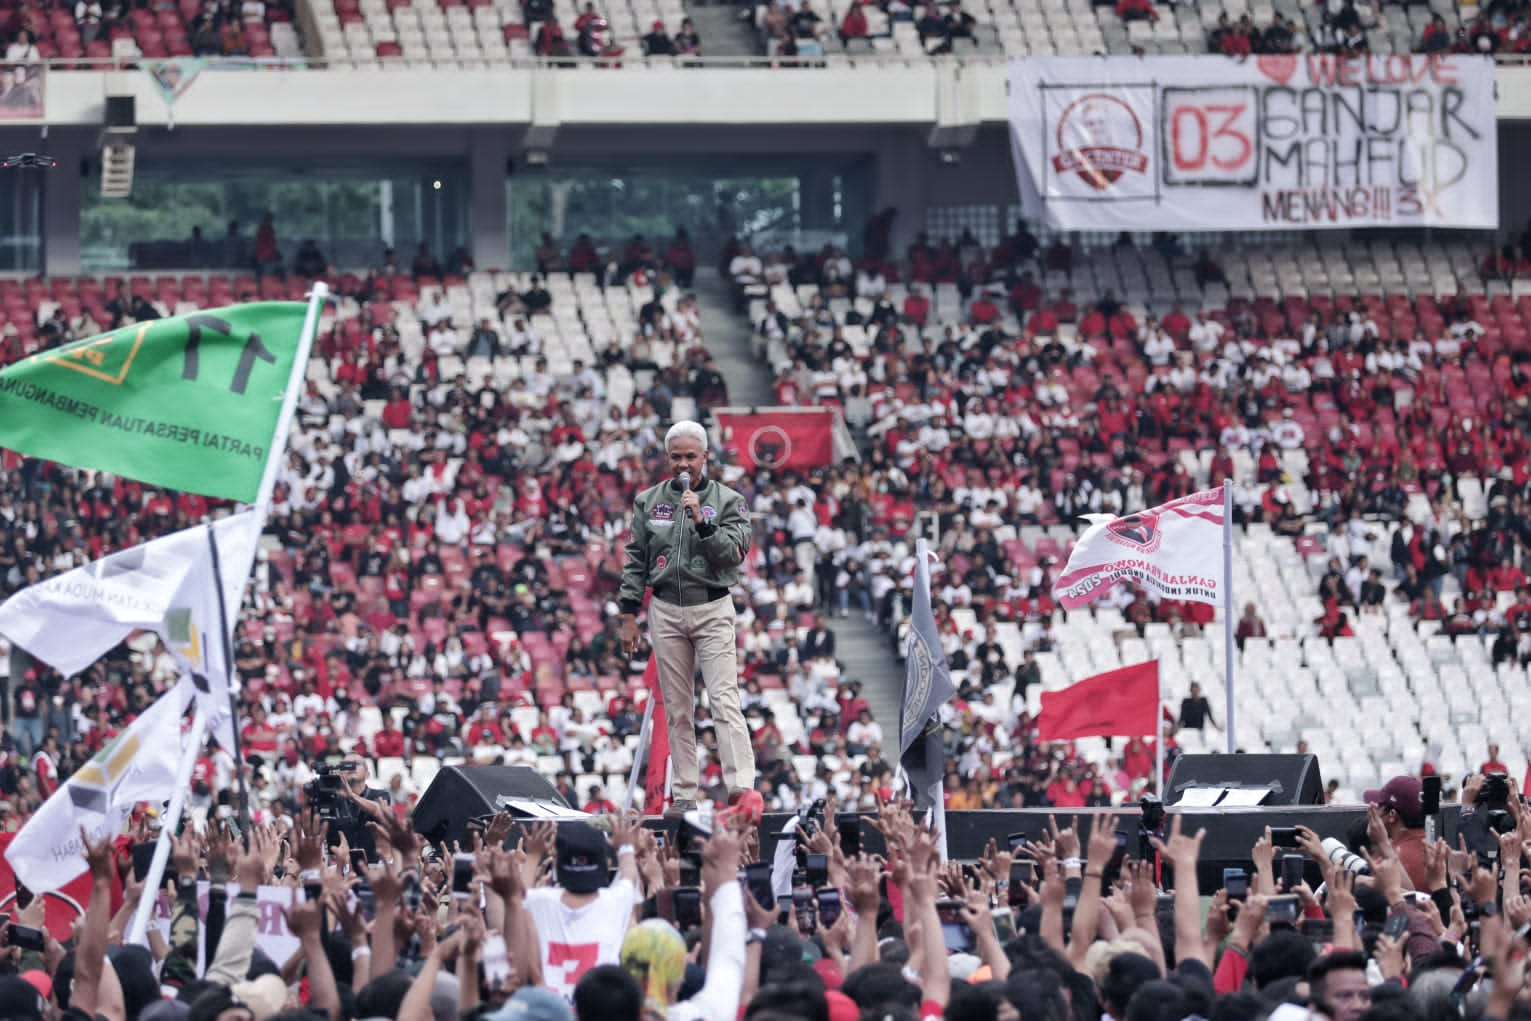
618, 475, 752, 613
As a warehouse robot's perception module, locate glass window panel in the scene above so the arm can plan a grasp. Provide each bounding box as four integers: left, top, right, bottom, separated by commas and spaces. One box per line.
80, 160, 467, 273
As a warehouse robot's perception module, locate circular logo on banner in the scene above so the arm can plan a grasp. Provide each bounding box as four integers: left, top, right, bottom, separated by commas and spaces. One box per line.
903, 631, 935, 746
749, 426, 792, 470
0, 889, 86, 942
1053, 93, 1149, 191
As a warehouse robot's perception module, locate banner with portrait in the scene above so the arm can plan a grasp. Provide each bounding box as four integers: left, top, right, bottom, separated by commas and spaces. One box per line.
1008, 55, 1498, 231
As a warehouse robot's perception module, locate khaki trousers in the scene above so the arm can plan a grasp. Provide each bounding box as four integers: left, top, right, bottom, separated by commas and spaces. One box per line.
648, 593, 755, 803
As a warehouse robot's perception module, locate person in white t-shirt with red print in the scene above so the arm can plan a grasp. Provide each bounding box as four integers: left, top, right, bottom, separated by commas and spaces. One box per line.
514, 814, 644, 1003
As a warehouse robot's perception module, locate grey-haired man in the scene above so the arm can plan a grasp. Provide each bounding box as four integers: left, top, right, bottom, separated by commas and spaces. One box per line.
618, 421, 755, 815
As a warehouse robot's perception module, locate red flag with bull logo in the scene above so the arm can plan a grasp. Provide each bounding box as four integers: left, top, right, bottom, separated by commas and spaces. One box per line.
715, 410, 834, 473
1052, 488, 1227, 609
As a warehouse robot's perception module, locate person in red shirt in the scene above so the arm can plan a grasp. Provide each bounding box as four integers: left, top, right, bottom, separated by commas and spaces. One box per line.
463, 709, 504, 749
32, 733, 59, 799
1161, 302, 1191, 340
583, 784, 618, 815
1489, 558, 1526, 592
839, 1, 867, 40
903, 286, 930, 326
968, 291, 1000, 325
373, 715, 407, 759
253, 212, 281, 274
240, 705, 281, 760
1122, 737, 1154, 782
1483, 743, 1509, 774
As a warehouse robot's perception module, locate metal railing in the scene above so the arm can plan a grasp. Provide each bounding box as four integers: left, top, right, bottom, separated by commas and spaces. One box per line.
38, 52, 969, 70
33, 50, 1529, 71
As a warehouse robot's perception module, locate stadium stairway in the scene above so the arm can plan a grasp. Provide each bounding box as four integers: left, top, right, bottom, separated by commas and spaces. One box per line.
833, 612, 906, 750
679, 4, 759, 57
692, 268, 776, 407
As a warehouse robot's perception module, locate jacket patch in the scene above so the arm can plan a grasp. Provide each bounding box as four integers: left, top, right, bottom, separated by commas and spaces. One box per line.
651, 503, 674, 523
700, 504, 717, 521
655, 554, 667, 570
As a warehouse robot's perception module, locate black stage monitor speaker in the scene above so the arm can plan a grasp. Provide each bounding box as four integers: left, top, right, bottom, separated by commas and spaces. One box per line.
412, 765, 576, 847
104, 95, 135, 131
1165, 754, 1324, 808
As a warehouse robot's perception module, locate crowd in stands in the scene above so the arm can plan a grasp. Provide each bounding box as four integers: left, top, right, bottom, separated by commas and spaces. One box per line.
1, 0, 294, 61
736, 210, 1531, 787
6, 207, 1531, 820
1420, 8, 1531, 52
1205, 11, 1301, 54
5, 208, 1531, 1021
750, 0, 981, 59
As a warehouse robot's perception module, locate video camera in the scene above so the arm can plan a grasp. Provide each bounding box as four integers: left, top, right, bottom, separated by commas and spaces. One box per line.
303, 761, 361, 823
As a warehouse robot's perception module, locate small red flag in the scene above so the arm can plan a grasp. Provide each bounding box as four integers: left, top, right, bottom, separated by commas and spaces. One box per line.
641, 655, 670, 813
1036, 660, 1160, 741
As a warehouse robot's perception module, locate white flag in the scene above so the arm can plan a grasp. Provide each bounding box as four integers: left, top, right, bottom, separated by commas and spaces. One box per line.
1052, 488, 1227, 609
0, 511, 259, 752
5, 687, 187, 892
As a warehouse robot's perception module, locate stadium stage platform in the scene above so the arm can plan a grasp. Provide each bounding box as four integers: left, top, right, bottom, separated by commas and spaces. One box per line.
748, 805, 1467, 889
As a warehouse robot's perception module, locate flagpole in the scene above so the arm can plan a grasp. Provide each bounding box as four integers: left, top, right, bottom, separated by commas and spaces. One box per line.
622, 695, 655, 813
254, 282, 328, 522
205, 526, 252, 840
127, 707, 208, 947
1155, 665, 1164, 800
1222, 478, 1234, 756
207, 283, 327, 833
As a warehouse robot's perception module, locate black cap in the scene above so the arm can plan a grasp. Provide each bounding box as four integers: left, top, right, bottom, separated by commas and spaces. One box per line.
555, 822, 610, 894
0, 976, 44, 1020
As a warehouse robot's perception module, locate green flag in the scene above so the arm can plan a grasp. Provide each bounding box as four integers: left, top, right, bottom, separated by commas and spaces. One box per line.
0, 303, 306, 502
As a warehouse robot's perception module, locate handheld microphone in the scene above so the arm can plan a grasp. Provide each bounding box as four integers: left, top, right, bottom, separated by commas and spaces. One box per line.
679, 471, 691, 491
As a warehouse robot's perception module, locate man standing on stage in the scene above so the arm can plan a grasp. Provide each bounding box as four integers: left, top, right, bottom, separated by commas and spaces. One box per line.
620, 421, 755, 814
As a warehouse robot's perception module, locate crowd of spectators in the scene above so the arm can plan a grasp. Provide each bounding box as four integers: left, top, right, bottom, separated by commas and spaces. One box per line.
737, 212, 1531, 795
6, 208, 1531, 826
752, 0, 981, 59
0, 0, 296, 61
1205, 11, 1301, 54
1419, 8, 1531, 52
1, 779, 1527, 1021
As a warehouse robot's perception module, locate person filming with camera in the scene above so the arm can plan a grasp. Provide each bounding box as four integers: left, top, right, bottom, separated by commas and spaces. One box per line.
308, 758, 391, 859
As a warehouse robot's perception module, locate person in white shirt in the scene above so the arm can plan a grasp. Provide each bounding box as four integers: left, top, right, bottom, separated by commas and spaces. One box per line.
516, 817, 645, 1002
420, 289, 452, 327
434, 496, 471, 545
5, 32, 38, 61
1143, 328, 1176, 366
846, 709, 883, 751
1188, 312, 1225, 353
728, 244, 764, 286
427, 321, 460, 357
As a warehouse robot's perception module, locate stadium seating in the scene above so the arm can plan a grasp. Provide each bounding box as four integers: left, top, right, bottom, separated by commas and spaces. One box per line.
27, 0, 300, 61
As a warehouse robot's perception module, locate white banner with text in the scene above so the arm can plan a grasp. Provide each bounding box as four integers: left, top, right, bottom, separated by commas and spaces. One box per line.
1007, 55, 1498, 231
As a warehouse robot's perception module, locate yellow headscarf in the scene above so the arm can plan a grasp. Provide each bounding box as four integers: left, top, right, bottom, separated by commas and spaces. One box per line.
620, 919, 688, 1017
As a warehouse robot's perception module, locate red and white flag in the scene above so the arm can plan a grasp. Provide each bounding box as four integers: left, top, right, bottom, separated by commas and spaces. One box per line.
1052, 488, 1226, 609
